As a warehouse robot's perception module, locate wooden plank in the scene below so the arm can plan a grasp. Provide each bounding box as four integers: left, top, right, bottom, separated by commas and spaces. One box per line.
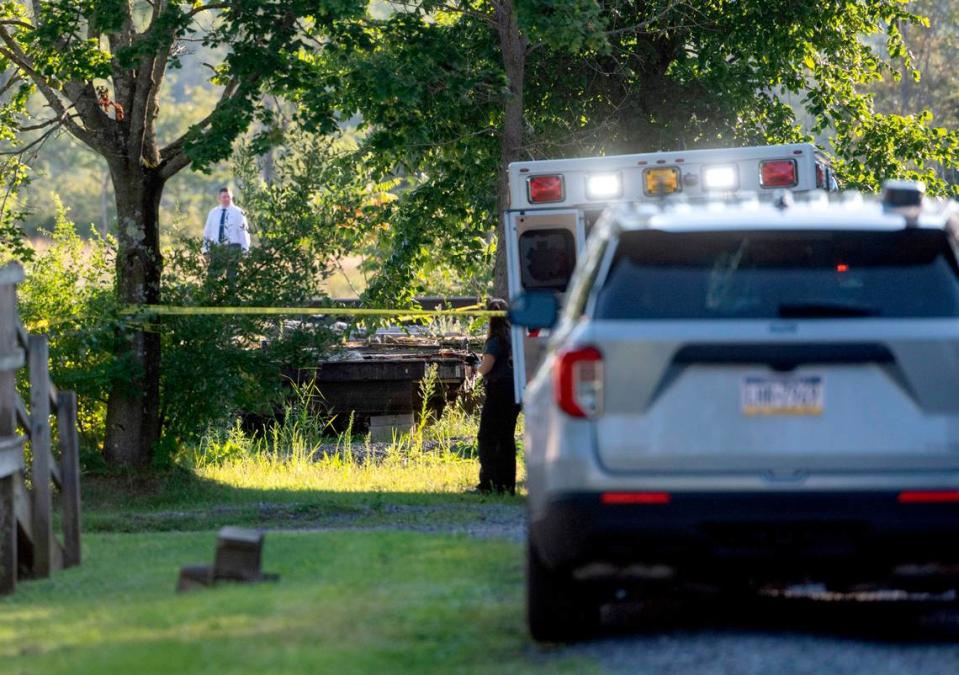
28, 334, 52, 578
57, 391, 81, 568
0, 477, 14, 594
17, 326, 60, 409
0, 263, 24, 285
19, 396, 62, 487
0, 435, 24, 452
13, 472, 31, 544
0, 441, 24, 478
0, 349, 24, 372
0, 282, 18, 594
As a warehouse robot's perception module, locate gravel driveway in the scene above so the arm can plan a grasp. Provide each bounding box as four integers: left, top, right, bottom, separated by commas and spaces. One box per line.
276, 498, 959, 674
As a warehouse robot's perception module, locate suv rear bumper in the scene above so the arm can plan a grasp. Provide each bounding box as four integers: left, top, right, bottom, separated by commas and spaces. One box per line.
531, 491, 959, 582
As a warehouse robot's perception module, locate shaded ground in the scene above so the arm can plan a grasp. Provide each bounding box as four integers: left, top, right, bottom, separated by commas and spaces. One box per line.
1, 531, 589, 674
80, 472, 524, 535
570, 596, 959, 675
69, 473, 959, 674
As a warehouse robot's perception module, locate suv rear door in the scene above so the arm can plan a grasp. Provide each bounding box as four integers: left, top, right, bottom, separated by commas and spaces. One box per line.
586, 228, 959, 477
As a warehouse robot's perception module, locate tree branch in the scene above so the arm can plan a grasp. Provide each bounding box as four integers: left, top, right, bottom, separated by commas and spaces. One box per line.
184, 2, 228, 20
0, 19, 34, 31
158, 76, 240, 179
18, 113, 76, 132
0, 71, 21, 98
0, 121, 60, 156
0, 28, 104, 153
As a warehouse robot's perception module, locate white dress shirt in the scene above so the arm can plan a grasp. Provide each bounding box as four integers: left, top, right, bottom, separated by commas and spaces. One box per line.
202, 204, 251, 252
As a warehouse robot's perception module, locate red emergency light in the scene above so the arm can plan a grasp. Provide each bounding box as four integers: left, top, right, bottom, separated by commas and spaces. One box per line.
527, 175, 564, 203
601, 492, 671, 505
760, 159, 798, 188
898, 491, 959, 504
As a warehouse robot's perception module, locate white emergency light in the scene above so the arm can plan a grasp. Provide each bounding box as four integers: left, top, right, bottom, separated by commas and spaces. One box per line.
703, 165, 738, 191
586, 173, 622, 200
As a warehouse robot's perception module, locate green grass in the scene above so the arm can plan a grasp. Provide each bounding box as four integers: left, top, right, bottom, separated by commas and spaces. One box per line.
81, 385, 523, 533
0, 531, 594, 674
81, 468, 521, 532
5, 384, 556, 673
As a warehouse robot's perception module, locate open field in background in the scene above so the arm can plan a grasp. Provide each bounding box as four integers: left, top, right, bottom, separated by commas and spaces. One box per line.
320, 255, 367, 298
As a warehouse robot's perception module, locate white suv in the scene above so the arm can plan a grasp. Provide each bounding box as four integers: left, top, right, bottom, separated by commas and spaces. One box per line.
510, 184, 959, 642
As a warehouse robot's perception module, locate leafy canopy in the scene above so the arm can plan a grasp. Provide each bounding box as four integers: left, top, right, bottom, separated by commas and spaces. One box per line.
314, 1, 959, 298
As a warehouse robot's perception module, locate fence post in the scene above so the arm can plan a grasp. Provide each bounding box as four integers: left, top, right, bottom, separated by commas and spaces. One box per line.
0, 265, 22, 593
58, 391, 81, 567
28, 334, 52, 578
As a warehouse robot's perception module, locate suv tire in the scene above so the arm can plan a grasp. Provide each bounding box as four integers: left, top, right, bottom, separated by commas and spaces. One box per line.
526, 538, 599, 642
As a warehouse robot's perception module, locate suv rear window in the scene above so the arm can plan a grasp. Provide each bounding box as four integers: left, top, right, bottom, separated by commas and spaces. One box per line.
594, 229, 959, 319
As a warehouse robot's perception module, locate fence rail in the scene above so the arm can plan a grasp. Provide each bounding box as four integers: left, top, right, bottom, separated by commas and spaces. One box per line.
0, 262, 82, 594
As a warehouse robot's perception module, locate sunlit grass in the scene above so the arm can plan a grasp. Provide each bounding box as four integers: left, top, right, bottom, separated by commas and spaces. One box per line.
195, 449, 482, 494
178, 372, 522, 498
82, 380, 524, 533
0, 531, 594, 674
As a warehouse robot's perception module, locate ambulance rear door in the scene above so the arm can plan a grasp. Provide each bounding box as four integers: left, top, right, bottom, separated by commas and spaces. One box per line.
504, 208, 585, 401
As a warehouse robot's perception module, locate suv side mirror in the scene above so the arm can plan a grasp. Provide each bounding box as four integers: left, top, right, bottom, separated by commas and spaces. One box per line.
509, 292, 559, 329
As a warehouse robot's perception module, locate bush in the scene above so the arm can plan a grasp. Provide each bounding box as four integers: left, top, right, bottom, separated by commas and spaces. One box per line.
14, 130, 389, 466
155, 132, 372, 457
16, 196, 121, 451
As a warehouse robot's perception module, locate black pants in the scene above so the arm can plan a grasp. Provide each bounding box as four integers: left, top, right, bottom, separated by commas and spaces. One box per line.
477, 379, 521, 494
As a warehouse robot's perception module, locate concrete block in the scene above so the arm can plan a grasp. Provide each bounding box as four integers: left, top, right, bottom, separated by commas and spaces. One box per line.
369, 414, 414, 442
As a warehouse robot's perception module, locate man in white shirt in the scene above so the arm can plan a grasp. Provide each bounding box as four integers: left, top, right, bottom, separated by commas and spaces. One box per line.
202, 186, 251, 254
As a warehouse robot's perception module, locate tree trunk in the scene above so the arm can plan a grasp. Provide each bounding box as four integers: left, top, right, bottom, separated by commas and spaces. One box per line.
493, 0, 527, 299
103, 166, 165, 467
100, 169, 111, 237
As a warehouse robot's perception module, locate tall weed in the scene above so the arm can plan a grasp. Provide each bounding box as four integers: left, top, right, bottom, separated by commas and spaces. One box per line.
186, 373, 491, 493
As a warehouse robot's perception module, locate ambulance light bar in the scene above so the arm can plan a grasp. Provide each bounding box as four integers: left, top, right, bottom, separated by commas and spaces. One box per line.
586, 173, 622, 200
527, 175, 564, 203
521, 150, 823, 205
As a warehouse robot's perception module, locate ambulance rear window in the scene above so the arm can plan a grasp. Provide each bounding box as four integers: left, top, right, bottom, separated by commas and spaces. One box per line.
520, 229, 576, 291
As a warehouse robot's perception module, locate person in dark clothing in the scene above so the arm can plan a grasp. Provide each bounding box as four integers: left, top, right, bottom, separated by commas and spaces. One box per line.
475, 298, 521, 494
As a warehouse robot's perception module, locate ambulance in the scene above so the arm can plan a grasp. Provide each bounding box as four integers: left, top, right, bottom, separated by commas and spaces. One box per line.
503, 143, 839, 397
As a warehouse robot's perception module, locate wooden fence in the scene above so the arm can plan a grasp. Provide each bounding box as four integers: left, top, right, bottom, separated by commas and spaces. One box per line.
0, 262, 82, 594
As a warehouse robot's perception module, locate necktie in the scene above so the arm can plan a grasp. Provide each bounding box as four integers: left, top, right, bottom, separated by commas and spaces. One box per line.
218, 208, 227, 243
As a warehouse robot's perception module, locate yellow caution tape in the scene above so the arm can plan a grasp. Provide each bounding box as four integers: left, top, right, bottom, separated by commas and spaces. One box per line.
122, 305, 507, 318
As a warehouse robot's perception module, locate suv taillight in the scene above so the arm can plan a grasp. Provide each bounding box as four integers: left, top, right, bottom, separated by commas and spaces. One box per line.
554, 346, 603, 418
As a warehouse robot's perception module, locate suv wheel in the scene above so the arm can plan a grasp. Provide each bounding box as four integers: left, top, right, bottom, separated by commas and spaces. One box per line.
526, 539, 599, 642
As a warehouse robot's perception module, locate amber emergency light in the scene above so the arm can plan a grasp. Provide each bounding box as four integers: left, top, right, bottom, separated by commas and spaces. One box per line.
643, 167, 681, 196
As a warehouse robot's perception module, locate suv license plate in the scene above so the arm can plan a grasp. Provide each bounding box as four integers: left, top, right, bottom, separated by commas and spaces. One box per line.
741, 376, 824, 416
